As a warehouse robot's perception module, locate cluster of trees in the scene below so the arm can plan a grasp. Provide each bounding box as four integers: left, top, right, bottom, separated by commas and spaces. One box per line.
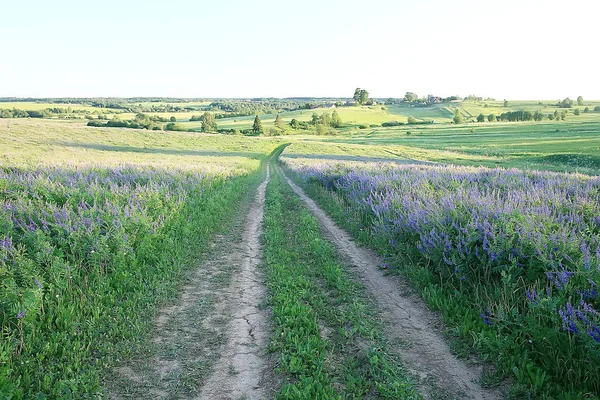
288, 110, 343, 135
353, 88, 370, 105
208, 99, 313, 116
0, 107, 88, 119
383, 92, 461, 106
470, 109, 575, 123
557, 96, 585, 108
87, 113, 178, 130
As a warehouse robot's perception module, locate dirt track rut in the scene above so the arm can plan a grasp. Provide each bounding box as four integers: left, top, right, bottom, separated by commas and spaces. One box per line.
280, 165, 501, 400
107, 166, 274, 400
197, 165, 274, 399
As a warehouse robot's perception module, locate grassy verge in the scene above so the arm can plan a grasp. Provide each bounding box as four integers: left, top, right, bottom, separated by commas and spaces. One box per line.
263, 164, 419, 399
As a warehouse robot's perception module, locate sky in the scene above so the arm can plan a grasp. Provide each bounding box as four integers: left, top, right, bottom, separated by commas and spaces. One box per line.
1, 0, 599, 99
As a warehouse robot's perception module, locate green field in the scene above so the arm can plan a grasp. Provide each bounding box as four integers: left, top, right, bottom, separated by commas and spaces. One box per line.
3, 98, 600, 398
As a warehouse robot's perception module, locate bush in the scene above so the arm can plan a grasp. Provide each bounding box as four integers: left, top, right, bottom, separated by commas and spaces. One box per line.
573, 108, 581, 116
381, 121, 404, 127
407, 116, 418, 124
594, 106, 600, 112
359, 123, 370, 129
164, 122, 186, 131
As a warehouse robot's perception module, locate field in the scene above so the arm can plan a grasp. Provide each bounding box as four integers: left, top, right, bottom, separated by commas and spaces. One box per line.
2, 99, 600, 399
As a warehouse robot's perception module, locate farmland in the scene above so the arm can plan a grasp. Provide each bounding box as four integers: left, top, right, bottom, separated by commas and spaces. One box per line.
2, 97, 600, 399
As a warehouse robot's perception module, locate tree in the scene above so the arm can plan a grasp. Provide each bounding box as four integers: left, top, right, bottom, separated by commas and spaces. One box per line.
577, 96, 584, 106
554, 110, 559, 119
477, 113, 486, 122
404, 92, 418, 102
407, 116, 417, 124
310, 112, 319, 125
533, 111, 544, 121
559, 98, 573, 108
503, 100, 509, 107
252, 115, 263, 134
201, 112, 217, 132
165, 122, 186, 131
331, 110, 343, 128
487, 114, 496, 122
319, 112, 331, 127
453, 109, 464, 124
573, 108, 581, 115
274, 114, 285, 128
353, 88, 369, 105
584, 107, 590, 113
169, 116, 176, 122
548, 113, 555, 120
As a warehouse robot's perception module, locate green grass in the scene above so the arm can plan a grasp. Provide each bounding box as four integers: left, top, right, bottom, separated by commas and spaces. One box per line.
0, 119, 285, 174
0, 120, 283, 398
296, 118, 600, 175
263, 163, 419, 399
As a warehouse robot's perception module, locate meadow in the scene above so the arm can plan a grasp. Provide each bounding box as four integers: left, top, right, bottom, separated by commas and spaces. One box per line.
281, 155, 600, 397
2, 97, 600, 398
0, 119, 280, 398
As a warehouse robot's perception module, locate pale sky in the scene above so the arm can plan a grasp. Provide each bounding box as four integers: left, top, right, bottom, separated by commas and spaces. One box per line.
2, 0, 599, 99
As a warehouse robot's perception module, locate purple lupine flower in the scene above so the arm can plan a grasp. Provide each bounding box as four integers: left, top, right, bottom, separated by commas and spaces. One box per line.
16, 311, 26, 319
526, 289, 538, 305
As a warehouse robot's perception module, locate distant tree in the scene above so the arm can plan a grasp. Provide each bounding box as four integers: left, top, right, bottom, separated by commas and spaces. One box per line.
487, 113, 496, 122
289, 118, 300, 129
201, 112, 217, 132
477, 113, 486, 122
560, 110, 567, 120
353, 88, 370, 105
310, 112, 320, 125
252, 115, 263, 134
503, 100, 509, 107
548, 113, 555, 120
165, 122, 186, 131
319, 112, 332, 126
404, 92, 418, 102
595, 106, 600, 112
169, 116, 176, 122
274, 114, 285, 128
407, 116, 418, 124
559, 98, 573, 108
554, 110, 560, 119
573, 108, 581, 115
330, 110, 343, 128
577, 96, 584, 106
584, 107, 590, 113
453, 109, 464, 124
483, 103, 489, 108
533, 111, 544, 121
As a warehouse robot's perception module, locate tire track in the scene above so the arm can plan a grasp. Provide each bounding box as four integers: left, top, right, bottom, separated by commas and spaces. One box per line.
197, 164, 275, 400
279, 165, 501, 400
107, 165, 275, 400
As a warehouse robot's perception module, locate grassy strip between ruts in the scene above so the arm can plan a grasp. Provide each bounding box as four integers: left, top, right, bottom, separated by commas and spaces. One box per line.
263, 164, 419, 399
